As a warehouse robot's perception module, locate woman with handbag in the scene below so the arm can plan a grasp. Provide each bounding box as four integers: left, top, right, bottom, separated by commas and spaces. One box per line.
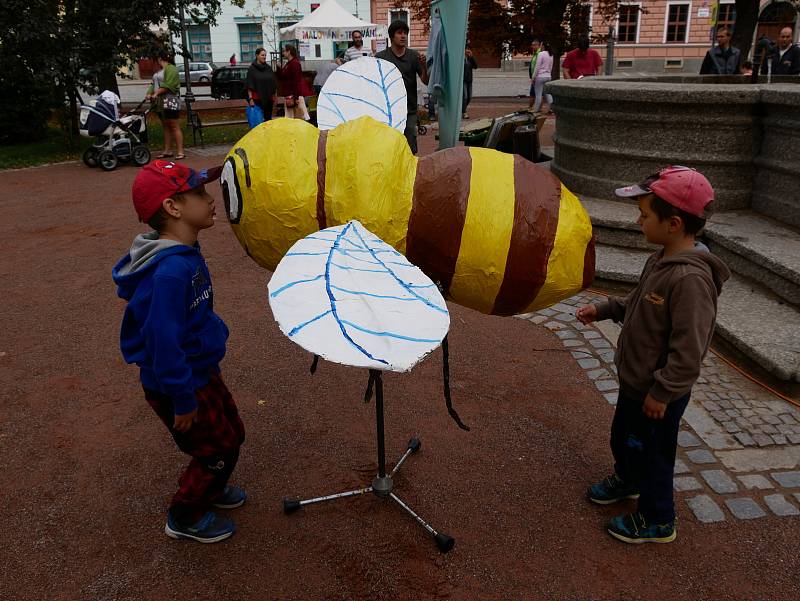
246, 47, 277, 123
280, 45, 311, 120
145, 50, 185, 159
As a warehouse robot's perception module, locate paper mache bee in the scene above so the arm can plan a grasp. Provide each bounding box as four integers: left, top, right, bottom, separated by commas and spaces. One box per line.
219, 116, 594, 316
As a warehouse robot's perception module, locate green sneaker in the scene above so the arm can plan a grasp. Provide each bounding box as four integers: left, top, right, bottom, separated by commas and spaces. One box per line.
607, 512, 676, 544
587, 473, 639, 505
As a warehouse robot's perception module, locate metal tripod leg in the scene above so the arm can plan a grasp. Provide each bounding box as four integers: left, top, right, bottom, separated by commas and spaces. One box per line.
283, 370, 455, 553
283, 486, 373, 514
389, 492, 455, 553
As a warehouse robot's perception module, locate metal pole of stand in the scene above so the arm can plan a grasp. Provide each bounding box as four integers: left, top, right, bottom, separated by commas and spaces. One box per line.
373, 370, 386, 478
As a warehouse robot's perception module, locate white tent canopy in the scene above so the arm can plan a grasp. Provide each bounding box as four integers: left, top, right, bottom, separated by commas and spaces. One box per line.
279, 0, 387, 42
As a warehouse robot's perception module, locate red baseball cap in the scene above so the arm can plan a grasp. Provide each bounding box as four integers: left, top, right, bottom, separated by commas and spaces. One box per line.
615, 165, 714, 218
132, 160, 222, 222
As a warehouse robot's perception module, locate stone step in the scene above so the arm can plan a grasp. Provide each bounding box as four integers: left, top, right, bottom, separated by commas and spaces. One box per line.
592, 243, 800, 383
583, 196, 800, 305
703, 211, 800, 307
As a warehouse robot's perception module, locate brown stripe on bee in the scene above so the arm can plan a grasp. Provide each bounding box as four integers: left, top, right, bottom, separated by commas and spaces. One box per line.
406, 148, 471, 294
491, 159, 561, 316
316, 130, 328, 230
582, 236, 596, 290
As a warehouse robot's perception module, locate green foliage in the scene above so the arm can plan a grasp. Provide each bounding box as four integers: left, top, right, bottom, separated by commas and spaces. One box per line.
0, 0, 225, 144
0, 114, 250, 169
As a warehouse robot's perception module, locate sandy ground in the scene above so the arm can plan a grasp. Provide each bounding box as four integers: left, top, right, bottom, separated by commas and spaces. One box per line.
1, 104, 798, 600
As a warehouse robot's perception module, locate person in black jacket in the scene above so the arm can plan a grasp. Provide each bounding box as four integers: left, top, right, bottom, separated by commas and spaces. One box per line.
700, 27, 741, 75
771, 27, 800, 75
462, 46, 478, 119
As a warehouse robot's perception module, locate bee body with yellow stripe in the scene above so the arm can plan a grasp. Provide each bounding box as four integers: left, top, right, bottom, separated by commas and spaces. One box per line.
221, 117, 594, 316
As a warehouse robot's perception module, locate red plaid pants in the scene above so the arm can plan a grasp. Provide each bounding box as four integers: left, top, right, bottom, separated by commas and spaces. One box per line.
144, 372, 245, 526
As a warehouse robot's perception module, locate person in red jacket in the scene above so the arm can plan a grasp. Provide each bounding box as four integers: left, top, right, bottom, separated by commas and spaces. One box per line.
562, 35, 603, 79
280, 45, 311, 120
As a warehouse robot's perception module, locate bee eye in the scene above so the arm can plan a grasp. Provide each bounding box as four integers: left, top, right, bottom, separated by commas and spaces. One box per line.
220, 157, 243, 224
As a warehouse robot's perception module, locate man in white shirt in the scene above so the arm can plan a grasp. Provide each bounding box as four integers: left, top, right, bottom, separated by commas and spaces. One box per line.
343, 31, 373, 62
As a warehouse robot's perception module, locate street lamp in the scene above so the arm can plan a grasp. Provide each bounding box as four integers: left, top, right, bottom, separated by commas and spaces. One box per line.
178, 2, 195, 107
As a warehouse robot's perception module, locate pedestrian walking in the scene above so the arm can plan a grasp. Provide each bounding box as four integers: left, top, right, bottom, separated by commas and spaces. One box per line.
246, 47, 277, 121
700, 27, 741, 75
463, 46, 478, 119
376, 20, 429, 154
528, 38, 553, 113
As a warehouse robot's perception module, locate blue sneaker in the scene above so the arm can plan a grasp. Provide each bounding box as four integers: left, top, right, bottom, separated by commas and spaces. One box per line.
607, 512, 677, 544
165, 511, 235, 543
587, 473, 639, 505
211, 485, 247, 509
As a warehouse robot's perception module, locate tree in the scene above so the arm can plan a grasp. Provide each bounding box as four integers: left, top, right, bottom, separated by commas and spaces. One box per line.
399, 0, 621, 77
0, 0, 236, 143
731, 0, 762, 62
244, 1, 301, 60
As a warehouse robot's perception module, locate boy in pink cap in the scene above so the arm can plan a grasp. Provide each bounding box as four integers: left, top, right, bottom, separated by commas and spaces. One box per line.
576, 166, 730, 543
112, 160, 246, 543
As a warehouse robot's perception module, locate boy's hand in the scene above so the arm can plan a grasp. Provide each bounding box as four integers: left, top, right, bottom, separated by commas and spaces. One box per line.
173, 409, 198, 433
642, 394, 667, 420
575, 305, 598, 325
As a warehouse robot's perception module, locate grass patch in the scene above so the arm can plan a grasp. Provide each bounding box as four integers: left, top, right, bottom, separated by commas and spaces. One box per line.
0, 111, 251, 170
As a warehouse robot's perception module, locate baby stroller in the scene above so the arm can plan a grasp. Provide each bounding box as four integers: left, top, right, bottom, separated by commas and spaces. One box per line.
80, 91, 151, 171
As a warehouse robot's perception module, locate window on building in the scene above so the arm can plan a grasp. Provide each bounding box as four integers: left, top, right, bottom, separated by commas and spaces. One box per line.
717, 2, 736, 33
187, 24, 212, 62
665, 3, 690, 43
389, 9, 409, 25
238, 23, 263, 63
618, 4, 640, 43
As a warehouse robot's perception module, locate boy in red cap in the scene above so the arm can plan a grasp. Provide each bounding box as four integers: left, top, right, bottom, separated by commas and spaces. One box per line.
576, 166, 730, 543
112, 160, 246, 543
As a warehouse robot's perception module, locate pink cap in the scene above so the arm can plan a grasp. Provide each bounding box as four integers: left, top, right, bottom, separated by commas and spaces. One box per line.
615, 166, 714, 218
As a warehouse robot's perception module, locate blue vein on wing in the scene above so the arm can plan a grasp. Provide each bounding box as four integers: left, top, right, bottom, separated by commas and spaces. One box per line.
324, 222, 387, 363
323, 92, 389, 117
376, 60, 393, 127
340, 320, 440, 343
270, 274, 325, 298
288, 310, 332, 337
331, 284, 416, 301
318, 93, 347, 123
351, 224, 448, 314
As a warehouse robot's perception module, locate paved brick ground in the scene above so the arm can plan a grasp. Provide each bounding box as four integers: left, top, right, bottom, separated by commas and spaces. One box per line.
521, 291, 800, 523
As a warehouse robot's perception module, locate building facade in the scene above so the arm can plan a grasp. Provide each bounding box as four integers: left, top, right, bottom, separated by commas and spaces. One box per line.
371, 1, 799, 74
177, 0, 371, 66
589, 0, 800, 74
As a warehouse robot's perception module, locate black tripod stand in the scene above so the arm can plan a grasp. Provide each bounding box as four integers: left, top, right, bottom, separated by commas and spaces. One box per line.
282, 368, 455, 553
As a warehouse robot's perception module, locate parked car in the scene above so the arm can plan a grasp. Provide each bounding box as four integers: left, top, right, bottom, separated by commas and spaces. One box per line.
178, 62, 216, 84
210, 66, 249, 99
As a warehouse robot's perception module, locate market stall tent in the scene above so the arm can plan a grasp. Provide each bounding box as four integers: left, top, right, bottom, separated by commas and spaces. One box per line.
279, 0, 387, 61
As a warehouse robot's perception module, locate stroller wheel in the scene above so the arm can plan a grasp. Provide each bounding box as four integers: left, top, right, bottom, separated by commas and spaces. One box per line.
132, 146, 151, 166
417, 125, 427, 136
82, 148, 99, 168
98, 150, 118, 171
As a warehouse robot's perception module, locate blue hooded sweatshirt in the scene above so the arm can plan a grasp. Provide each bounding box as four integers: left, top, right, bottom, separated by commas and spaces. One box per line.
112, 232, 229, 415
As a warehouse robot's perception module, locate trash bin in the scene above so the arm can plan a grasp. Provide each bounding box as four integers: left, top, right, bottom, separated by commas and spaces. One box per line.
513, 124, 540, 163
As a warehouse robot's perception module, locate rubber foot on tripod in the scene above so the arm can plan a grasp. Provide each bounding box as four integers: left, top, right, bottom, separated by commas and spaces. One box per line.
283, 498, 301, 514
434, 533, 455, 553
407, 437, 422, 453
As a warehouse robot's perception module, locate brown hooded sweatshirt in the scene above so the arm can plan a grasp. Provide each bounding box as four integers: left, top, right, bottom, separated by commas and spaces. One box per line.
594, 246, 731, 404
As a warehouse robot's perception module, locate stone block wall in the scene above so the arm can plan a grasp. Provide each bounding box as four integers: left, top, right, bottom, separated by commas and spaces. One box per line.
547, 77, 800, 225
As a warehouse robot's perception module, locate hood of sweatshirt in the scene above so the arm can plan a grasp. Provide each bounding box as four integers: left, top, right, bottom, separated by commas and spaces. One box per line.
112, 232, 193, 300
653, 245, 731, 295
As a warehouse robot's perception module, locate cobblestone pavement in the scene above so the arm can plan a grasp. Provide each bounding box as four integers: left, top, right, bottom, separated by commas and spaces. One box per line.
521, 291, 800, 523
